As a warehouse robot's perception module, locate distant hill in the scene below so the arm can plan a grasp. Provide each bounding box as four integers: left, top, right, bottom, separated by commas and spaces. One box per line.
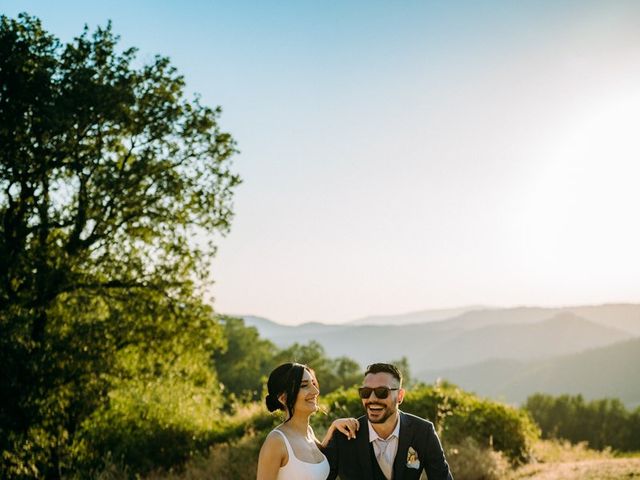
348, 306, 488, 326
242, 310, 634, 370
565, 304, 640, 336
411, 312, 631, 368
241, 304, 640, 406
427, 304, 640, 335
417, 338, 640, 408
244, 303, 640, 335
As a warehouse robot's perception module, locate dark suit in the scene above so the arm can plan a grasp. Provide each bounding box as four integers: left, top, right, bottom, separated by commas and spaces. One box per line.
324, 411, 453, 480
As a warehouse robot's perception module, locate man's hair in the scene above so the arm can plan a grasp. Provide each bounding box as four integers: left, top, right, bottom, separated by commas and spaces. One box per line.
364, 363, 403, 386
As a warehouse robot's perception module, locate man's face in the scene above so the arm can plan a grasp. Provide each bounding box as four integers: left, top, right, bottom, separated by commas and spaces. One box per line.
361, 372, 405, 424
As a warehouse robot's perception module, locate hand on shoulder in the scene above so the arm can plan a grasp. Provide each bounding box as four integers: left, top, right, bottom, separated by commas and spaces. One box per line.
320, 417, 360, 448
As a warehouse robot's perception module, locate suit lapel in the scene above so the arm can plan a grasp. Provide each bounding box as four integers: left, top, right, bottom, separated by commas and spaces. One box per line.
393, 412, 412, 480
357, 417, 374, 479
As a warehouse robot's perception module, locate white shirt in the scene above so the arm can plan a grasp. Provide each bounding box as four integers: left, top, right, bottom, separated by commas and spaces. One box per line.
368, 415, 400, 477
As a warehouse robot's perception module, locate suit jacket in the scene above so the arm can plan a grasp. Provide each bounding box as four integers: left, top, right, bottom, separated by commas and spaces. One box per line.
324, 411, 453, 480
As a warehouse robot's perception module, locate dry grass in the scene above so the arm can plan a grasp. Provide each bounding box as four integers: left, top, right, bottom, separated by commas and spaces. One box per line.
137, 437, 640, 480
446, 437, 511, 480
145, 431, 264, 480
508, 440, 640, 480
509, 458, 640, 479
530, 439, 614, 463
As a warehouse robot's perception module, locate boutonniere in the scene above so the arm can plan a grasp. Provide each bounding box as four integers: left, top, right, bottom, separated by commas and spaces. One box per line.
406, 446, 420, 469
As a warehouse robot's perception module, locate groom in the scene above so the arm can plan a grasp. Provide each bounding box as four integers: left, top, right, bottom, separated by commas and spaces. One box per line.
325, 363, 453, 480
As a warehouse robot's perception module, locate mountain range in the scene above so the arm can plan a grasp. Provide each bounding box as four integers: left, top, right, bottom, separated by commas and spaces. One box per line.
242, 304, 640, 406
418, 338, 640, 408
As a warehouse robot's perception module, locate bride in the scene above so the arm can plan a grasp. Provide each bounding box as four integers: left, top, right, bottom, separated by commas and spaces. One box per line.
256, 362, 358, 480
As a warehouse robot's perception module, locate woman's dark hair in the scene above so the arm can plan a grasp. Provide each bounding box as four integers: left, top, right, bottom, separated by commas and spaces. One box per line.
265, 362, 311, 421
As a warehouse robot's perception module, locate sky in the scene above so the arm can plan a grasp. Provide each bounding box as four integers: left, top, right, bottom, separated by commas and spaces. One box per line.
4, 1, 640, 325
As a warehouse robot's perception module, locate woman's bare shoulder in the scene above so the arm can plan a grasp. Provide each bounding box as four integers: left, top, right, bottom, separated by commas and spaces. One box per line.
257, 429, 289, 478
261, 429, 288, 458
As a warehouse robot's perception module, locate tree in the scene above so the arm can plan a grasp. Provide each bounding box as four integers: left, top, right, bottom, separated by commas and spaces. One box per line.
390, 356, 414, 388
0, 14, 240, 478
213, 316, 277, 403
274, 341, 362, 394
524, 393, 639, 451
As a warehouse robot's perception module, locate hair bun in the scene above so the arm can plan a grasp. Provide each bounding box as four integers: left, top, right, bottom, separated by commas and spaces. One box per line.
265, 394, 283, 413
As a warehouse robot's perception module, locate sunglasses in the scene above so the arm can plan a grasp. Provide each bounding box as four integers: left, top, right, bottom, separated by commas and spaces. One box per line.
358, 386, 399, 399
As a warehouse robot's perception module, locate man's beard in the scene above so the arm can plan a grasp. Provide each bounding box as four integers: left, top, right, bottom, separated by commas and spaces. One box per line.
366, 403, 396, 424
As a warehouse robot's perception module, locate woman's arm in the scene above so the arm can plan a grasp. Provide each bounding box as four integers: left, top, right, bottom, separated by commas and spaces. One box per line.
315, 417, 360, 449
256, 431, 287, 480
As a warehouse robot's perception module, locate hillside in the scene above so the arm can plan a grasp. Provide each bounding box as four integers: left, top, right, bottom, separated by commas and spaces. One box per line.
243, 311, 633, 370
422, 304, 640, 335
417, 338, 640, 407
348, 305, 487, 326
411, 313, 631, 368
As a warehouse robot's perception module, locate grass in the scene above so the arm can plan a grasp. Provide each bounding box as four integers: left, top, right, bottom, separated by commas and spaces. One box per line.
145, 432, 264, 480
509, 440, 640, 480
91, 434, 640, 480
530, 439, 615, 462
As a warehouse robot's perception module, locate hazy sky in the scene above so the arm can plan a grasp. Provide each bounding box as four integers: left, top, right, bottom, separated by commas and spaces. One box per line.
5, 1, 640, 325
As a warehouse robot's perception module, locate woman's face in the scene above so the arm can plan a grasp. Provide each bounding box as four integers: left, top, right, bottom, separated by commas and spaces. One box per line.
293, 368, 320, 415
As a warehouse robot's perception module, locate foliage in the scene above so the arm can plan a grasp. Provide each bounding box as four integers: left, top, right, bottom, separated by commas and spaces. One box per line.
528, 439, 614, 463
445, 436, 511, 480
320, 382, 539, 464
391, 356, 414, 388
212, 318, 362, 408
213, 316, 277, 403
525, 393, 640, 452
273, 340, 362, 394
0, 13, 239, 478
210, 316, 372, 410
131, 383, 539, 479
82, 405, 277, 480
71, 348, 223, 475
145, 431, 266, 480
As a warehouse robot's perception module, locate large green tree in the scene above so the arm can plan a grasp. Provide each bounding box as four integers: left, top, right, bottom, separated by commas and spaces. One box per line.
213, 316, 277, 403
0, 14, 240, 478
274, 341, 362, 394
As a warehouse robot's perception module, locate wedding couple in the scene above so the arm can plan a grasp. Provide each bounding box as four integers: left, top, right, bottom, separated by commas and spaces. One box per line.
256, 362, 453, 480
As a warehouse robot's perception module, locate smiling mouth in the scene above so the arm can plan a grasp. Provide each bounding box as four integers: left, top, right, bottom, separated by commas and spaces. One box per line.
367, 404, 385, 413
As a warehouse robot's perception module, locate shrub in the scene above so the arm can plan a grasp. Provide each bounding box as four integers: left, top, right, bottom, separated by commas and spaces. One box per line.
442, 396, 539, 464
140, 406, 279, 480
90, 383, 539, 478
145, 431, 265, 480
525, 393, 640, 451
445, 436, 511, 480
71, 383, 277, 478
320, 383, 539, 464
530, 439, 613, 463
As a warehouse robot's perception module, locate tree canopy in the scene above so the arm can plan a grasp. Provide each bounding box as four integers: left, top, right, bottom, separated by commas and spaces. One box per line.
0, 13, 240, 478
274, 341, 362, 394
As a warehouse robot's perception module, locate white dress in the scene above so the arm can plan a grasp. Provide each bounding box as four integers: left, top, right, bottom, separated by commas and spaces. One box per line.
272, 429, 330, 480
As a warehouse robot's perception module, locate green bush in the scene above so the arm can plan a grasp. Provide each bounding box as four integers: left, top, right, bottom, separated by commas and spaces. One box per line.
86, 382, 538, 478
145, 431, 266, 480
319, 383, 539, 464
71, 378, 237, 477
442, 396, 538, 464
525, 393, 640, 451
74, 396, 280, 479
